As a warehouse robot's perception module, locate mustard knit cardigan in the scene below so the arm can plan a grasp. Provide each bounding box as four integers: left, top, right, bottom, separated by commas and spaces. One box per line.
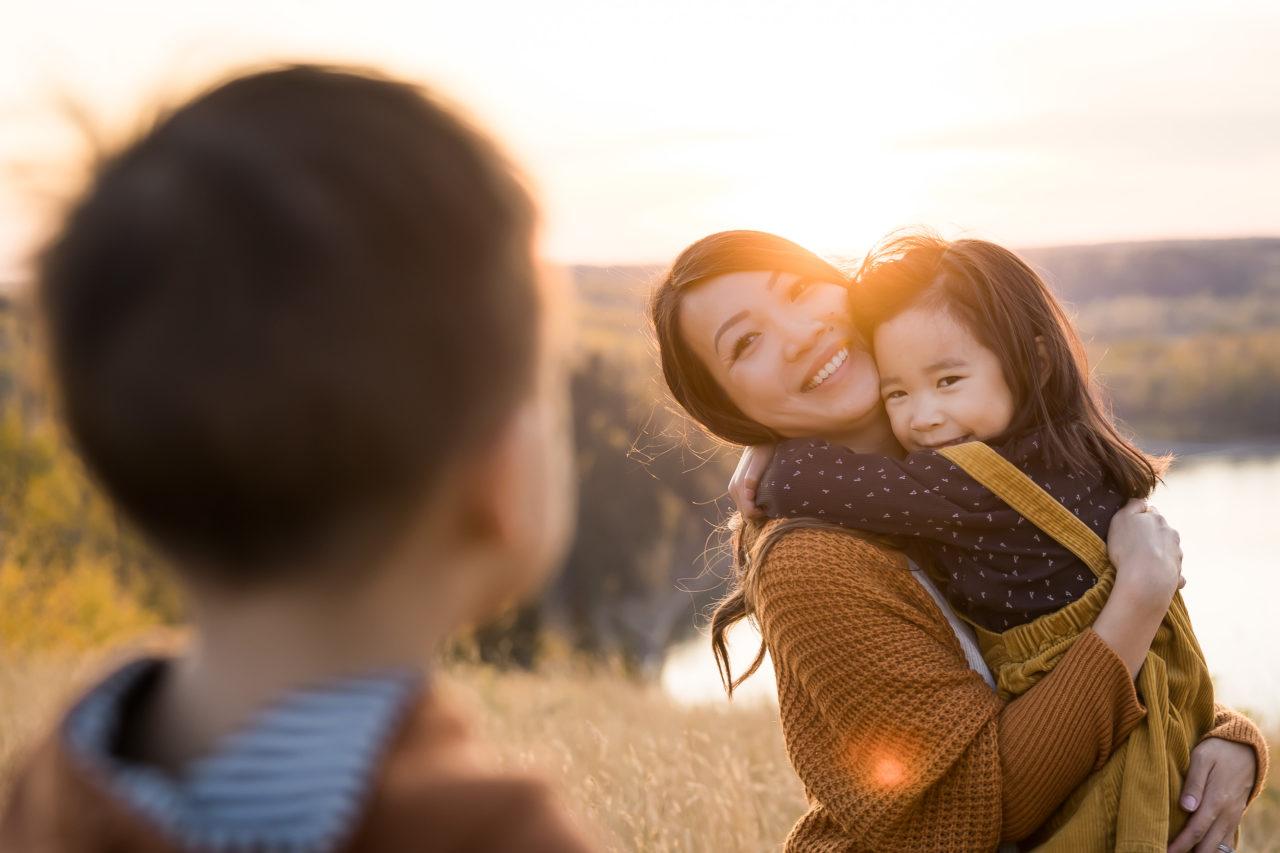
746, 522, 1268, 852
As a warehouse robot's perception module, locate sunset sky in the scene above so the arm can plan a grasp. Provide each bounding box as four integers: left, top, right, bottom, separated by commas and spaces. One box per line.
1, 0, 1277, 275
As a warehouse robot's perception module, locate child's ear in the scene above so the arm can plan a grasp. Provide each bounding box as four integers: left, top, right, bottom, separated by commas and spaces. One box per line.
455, 417, 528, 550
454, 388, 574, 595
1035, 335, 1051, 388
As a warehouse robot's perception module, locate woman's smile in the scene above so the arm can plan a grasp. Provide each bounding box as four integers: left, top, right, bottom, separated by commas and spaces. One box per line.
802, 344, 851, 392
679, 270, 884, 442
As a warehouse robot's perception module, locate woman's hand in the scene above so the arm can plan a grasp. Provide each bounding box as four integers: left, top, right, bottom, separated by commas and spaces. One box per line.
729, 444, 775, 519
1107, 498, 1186, 601
1092, 499, 1185, 678
1167, 737, 1256, 853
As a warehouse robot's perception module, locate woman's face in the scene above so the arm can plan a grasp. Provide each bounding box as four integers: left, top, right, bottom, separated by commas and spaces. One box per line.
679, 270, 882, 439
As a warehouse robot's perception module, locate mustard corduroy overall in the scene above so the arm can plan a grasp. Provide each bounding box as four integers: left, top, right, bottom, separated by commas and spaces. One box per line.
938, 442, 1216, 852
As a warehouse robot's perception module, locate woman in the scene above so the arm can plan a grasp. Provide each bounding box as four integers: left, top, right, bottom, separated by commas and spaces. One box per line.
649, 230, 1266, 852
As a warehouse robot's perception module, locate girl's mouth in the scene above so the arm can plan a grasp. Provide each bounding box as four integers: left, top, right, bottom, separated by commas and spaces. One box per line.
918, 435, 974, 450
802, 346, 849, 392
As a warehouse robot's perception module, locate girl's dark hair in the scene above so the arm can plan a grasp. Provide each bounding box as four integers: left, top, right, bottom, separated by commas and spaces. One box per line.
650, 230, 851, 695
39, 65, 539, 580
853, 231, 1167, 498
649, 230, 848, 446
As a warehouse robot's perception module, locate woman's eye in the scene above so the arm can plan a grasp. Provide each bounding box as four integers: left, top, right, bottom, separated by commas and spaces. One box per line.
788, 279, 811, 301
730, 332, 759, 361
938, 375, 963, 388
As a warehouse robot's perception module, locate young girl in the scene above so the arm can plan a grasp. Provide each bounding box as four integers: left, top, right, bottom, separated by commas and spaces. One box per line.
737, 232, 1220, 849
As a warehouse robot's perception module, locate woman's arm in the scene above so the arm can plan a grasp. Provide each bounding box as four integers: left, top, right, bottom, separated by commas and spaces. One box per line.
751, 517, 1180, 846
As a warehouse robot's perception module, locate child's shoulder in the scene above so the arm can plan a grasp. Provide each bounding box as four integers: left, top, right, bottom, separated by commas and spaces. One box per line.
354, 688, 595, 851
0, 660, 595, 853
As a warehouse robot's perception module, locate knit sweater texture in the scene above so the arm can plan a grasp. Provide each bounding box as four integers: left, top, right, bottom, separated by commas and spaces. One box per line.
745, 522, 1268, 852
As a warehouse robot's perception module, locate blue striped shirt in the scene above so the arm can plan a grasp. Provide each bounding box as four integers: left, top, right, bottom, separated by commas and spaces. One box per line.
64, 658, 421, 853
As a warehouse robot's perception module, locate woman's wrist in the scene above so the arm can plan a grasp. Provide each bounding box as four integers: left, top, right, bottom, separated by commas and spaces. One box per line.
1204, 705, 1271, 804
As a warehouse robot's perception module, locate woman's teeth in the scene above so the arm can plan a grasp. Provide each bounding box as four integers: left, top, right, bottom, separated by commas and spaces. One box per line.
804, 347, 848, 391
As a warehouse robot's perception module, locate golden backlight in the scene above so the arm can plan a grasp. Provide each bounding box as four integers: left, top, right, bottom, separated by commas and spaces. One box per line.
0, 0, 1276, 274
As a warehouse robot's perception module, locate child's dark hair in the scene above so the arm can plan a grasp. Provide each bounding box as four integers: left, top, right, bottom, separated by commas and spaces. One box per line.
38, 64, 540, 582
854, 231, 1166, 498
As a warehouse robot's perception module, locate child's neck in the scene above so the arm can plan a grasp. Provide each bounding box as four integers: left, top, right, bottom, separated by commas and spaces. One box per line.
125, 527, 488, 774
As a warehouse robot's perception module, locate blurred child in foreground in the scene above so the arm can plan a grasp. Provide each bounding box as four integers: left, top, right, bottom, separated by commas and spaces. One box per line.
0, 64, 592, 852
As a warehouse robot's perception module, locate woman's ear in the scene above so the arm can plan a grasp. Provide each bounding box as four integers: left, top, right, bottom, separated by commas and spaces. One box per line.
1035, 335, 1051, 388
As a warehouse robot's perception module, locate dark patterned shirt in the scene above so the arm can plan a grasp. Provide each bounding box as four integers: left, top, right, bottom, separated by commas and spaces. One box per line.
754, 433, 1126, 632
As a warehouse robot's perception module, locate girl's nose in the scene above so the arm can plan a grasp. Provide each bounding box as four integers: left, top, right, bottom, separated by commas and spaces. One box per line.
910, 405, 945, 432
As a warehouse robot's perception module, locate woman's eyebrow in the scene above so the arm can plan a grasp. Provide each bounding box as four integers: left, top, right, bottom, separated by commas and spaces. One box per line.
713, 311, 749, 354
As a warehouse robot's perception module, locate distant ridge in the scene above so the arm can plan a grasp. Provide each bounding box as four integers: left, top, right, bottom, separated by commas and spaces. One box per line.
569, 236, 1280, 312
1017, 237, 1280, 301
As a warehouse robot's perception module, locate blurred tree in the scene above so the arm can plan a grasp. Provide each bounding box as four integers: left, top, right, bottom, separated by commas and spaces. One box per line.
470, 351, 729, 673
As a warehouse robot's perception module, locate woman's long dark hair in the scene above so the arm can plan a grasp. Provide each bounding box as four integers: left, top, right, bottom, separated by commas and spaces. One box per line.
651, 230, 853, 695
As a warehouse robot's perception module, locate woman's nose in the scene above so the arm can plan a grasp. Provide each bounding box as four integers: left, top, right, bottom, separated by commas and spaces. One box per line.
781, 318, 825, 362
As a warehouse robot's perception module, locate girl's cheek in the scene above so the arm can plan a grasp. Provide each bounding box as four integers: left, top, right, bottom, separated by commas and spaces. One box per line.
885, 406, 912, 442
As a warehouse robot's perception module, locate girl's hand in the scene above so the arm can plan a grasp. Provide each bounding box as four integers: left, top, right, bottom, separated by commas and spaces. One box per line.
1167, 737, 1256, 853
729, 444, 775, 519
1093, 499, 1185, 678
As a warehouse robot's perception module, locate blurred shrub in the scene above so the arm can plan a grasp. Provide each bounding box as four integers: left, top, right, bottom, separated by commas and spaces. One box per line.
0, 557, 159, 653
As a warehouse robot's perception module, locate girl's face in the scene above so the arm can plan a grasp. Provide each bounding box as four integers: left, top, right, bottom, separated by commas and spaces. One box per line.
874, 304, 1015, 452
679, 270, 882, 439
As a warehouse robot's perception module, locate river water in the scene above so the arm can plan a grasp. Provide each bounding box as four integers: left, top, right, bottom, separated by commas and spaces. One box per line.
661, 449, 1280, 725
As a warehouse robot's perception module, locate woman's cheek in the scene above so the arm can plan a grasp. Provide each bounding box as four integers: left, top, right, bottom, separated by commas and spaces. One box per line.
729, 362, 783, 423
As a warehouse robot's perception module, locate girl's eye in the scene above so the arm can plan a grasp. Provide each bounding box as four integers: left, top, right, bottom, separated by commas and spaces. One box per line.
938, 375, 963, 388
788, 279, 812, 301
730, 332, 759, 361
883, 389, 906, 402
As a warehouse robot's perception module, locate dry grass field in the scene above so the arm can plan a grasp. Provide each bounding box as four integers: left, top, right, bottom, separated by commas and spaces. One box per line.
2, 643, 1276, 851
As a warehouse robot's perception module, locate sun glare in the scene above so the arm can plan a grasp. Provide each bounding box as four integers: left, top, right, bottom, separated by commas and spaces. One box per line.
683, 131, 932, 260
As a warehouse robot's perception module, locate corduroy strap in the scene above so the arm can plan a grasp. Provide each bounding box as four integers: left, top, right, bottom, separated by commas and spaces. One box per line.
937, 442, 1110, 578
